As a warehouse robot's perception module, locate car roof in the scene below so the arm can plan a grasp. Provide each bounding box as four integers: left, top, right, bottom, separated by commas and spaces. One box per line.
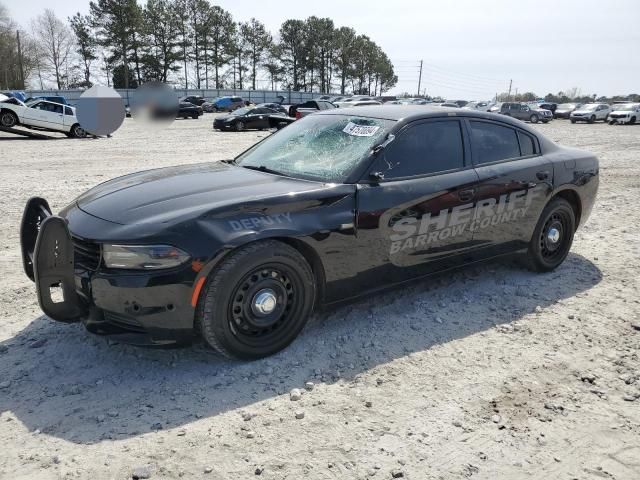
317, 104, 548, 130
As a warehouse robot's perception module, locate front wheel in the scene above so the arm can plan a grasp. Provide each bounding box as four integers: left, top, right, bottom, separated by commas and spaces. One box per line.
570, 119, 576, 124
70, 123, 86, 138
588, 115, 596, 124
0, 110, 18, 128
630, 116, 636, 125
196, 240, 316, 360
235, 121, 245, 131
526, 198, 575, 272
530, 114, 539, 123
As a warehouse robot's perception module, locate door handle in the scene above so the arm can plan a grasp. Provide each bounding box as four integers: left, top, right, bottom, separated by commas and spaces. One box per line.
536, 170, 550, 180
458, 188, 475, 202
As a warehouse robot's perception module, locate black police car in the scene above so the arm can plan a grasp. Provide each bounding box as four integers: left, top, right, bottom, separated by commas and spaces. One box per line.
21, 106, 598, 359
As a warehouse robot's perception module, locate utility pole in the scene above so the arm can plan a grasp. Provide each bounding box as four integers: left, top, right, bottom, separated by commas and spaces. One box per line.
417, 60, 423, 97
507, 79, 512, 101
16, 30, 25, 90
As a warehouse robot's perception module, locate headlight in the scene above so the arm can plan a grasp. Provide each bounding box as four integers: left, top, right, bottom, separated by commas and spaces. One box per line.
103, 244, 190, 270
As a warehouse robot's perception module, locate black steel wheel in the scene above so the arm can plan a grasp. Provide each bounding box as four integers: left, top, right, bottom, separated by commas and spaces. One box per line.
526, 197, 575, 272
196, 240, 315, 359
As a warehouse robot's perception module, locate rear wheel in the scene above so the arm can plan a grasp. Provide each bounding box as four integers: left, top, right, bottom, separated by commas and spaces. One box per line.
196, 240, 315, 360
70, 123, 86, 138
526, 198, 575, 272
0, 110, 18, 128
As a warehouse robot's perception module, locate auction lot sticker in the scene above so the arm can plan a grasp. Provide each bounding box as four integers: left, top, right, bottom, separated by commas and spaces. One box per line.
343, 122, 380, 136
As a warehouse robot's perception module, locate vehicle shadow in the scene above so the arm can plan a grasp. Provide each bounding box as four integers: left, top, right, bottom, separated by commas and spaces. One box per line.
0, 253, 602, 444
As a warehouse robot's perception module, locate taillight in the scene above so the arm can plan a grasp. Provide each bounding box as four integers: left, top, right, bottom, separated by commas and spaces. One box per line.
295, 111, 301, 120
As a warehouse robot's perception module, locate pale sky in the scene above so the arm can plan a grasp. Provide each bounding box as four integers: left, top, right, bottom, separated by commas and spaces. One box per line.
5, 0, 639, 99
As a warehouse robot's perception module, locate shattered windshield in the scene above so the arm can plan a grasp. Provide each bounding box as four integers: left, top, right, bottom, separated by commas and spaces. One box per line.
235, 114, 394, 182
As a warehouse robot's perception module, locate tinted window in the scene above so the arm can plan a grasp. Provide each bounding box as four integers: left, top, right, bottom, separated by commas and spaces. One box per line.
64, 107, 73, 116
518, 131, 536, 156
376, 120, 464, 179
51, 103, 63, 114
470, 121, 520, 164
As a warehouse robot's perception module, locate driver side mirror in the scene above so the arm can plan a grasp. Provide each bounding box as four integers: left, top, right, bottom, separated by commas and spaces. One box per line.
369, 171, 385, 182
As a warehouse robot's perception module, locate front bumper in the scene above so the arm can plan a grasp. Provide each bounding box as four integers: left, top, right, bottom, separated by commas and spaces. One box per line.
21, 198, 197, 346
609, 114, 632, 123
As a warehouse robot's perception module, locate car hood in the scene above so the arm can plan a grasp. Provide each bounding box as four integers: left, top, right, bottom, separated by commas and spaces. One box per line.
215, 114, 239, 121
75, 162, 324, 225
572, 109, 597, 114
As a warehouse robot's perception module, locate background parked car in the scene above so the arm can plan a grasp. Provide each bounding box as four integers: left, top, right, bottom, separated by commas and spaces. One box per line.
334, 96, 374, 107
180, 95, 206, 106
213, 106, 286, 131
463, 101, 492, 112
201, 101, 216, 113
435, 102, 461, 108
213, 96, 245, 112
256, 102, 288, 114
554, 103, 582, 119
608, 103, 640, 124
289, 99, 337, 118
534, 102, 557, 114
488, 102, 502, 113
177, 101, 202, 119
0, 97, 85, 137
500, 102, 552, 123
349, 100, 382, 107
570, 103, 611, 123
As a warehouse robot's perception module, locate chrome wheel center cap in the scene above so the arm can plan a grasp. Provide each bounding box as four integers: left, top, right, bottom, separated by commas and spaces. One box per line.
547, 227, 561, 244
252, 289, 277, 315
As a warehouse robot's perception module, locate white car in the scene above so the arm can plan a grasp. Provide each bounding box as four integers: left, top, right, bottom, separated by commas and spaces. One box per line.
570, 103, 611, 123
0, 98, 86, 137
334, 96, 374, 108
608, 103, 640, 125
463, 101, 492, 112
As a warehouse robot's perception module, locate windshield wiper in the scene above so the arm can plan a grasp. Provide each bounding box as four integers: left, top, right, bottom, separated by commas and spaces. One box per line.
241, 165, 290, 177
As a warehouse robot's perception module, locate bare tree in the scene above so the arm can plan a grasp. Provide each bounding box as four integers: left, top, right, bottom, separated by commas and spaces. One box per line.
31, 9, 73, 89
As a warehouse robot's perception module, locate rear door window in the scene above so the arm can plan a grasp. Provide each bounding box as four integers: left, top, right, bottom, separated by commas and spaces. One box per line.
469, 121, 520, 164
375, 120, 465, 179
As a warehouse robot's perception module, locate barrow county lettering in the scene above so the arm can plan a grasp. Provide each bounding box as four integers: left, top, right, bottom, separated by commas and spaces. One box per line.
228, 213, 292, 231
389, 189, 537, 255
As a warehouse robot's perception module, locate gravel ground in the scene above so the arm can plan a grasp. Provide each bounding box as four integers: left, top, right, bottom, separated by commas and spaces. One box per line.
0, 115, 639, 480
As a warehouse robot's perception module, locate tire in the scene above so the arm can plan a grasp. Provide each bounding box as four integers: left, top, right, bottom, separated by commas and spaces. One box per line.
630, 116, 636, 125
570, 119, 576, 124
235, 121, 245, 132
70, 123, 86, 138
542, 119, 549, 124
192, 113, 198, 119
0, 110, 18, 128
525, 197, 576, 272
588, 115, 595, 124
196, 240, 316, 360
529, 114, 539, 123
